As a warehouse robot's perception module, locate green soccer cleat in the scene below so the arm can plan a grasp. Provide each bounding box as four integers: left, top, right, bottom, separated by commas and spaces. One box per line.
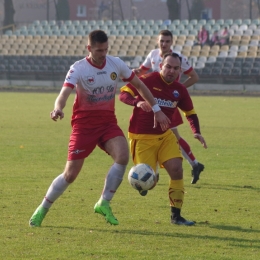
94, 200, 119, 225
29, 205, 49, 227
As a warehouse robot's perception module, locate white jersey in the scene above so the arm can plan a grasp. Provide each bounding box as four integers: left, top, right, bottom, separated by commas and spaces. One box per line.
64, 55, 134, 113
141, 49, 193, 78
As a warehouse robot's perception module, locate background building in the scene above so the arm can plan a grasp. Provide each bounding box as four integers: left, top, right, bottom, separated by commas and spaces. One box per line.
0, 0, 260, 27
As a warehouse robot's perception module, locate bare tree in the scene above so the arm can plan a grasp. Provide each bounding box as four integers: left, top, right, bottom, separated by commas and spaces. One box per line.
54, 0, 70, 21
3, 0, 15, 33
190, 0, 204, 20
166, 0, 180, 20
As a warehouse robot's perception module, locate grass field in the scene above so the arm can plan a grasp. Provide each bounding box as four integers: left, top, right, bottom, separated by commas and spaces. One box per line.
0, 92, 259, 260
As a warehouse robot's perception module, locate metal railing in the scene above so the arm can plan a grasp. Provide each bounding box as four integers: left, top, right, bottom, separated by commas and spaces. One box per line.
0, 24, 15, 34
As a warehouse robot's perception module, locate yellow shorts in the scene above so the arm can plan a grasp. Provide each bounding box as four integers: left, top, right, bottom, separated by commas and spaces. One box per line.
129, 130, 182, 172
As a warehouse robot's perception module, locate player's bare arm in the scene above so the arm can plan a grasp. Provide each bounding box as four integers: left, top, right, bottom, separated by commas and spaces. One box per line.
182, 69, 199, 88
132, 67, 146, 77
50, 87, 73, 121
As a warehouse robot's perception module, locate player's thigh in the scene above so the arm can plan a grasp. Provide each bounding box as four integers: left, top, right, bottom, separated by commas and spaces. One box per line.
158, 131, 182, 166
68, 130, 98, 160
129, 138, 158, 172
104, 136, 129, 164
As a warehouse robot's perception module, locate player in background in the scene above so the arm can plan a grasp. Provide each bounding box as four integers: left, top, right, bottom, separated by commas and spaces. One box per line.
133, 29, 204, 185
119, 53, 207, 225
29, 30, 170, 227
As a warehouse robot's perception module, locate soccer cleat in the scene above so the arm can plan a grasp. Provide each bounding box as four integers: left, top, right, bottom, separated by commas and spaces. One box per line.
171, 215, 195, 226
29, 205, 49, 227
191, 162, 205, 184
139, 190, 148, 196
94, 200, 119, 225
135, 183, 148, 196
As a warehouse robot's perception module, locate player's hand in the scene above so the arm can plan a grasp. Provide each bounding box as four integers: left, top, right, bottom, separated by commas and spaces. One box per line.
50, 109, 64, 121
194, 133, 207, 149
132, 68, 141, 76
137, 101, 152, 112
153, 111, 171, 131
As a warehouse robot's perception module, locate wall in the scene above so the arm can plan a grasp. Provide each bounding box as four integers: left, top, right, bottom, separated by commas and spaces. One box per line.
0, 0, 259, 26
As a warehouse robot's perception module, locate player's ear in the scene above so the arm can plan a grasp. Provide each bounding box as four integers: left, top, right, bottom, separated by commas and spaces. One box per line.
87, 45, 91, 52
159, 62, 162, 69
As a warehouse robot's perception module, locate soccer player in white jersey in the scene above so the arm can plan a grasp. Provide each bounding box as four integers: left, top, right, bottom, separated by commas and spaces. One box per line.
133, 30, 205, 185
29, 30, 170, 227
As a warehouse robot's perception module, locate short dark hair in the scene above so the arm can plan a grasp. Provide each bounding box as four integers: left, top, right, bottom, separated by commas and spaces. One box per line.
162, 52, 182, 64
88, 30, 108, 45
159, 29, 173, 39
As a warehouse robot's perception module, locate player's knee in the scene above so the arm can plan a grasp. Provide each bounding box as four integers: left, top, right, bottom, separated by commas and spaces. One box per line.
63, 171, 78, 183
116, 152, 129, 165
168, 165, 183, 179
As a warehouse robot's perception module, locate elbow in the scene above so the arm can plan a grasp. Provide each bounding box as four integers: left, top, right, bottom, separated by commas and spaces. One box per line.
118, 92, 123, 102
195, 74, 200, 82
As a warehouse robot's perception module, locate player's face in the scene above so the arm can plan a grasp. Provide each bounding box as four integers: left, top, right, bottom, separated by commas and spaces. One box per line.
158, 35, 173, 55
88, 41, 108, 66
161, 56, 181, 83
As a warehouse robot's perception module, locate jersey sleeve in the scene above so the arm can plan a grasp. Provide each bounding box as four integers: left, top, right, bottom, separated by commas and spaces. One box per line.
177, 86, 200, 134
140, 51, 152, 70
180, 55, 193, 74
63, 63, 80, 89
118, 90, 139, 107
120, 84, 139, 97
117, 58, 135, 82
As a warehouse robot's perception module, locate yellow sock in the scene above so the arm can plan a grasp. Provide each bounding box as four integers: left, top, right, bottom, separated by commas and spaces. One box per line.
169, 179, 184, 209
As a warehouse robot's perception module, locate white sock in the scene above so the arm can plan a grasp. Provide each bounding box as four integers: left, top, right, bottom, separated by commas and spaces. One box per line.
41, 173, 70, 209
180, 147, 198, 168
101, 163, 126, 201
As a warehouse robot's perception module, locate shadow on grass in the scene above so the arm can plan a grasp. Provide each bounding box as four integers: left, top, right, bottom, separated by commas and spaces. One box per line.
45, 224, 260, 249
209, 224, 259, 233
192, 183, 260, 192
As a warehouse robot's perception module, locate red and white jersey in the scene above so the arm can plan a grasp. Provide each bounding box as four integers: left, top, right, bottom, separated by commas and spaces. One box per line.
141, 49, 193, 80
63, 55, 134, 115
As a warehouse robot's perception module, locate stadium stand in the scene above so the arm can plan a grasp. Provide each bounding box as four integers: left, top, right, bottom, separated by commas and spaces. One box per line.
1, 18, 260, 83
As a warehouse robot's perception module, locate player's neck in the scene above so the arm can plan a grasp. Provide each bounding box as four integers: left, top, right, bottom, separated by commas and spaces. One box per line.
160, 49, 171, 57
89, 56, 105, 67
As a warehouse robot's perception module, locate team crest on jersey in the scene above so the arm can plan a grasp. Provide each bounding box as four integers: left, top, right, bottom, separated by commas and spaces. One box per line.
110, 72, 117, 80
87, 75, 95, 85
173, 90, 180, 98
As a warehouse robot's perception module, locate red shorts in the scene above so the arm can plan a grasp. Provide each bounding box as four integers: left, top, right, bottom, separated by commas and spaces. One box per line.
171, 108, 183, 128
68, 123, 125, 160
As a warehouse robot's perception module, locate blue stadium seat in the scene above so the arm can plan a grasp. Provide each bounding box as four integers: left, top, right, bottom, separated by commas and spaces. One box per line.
190, 19, 198, 26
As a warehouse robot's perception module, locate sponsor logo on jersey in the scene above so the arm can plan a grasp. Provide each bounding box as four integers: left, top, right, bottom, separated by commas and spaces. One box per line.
93, 86, 104, 95
173, 90, 180, 98
110, 72, 117, 80
153, 87, 162, 91
154, 98, 178, 108
65, 76, 71, 81
87, 75, 95, 84
69, 70, 74, 73
97, 71, 107, 75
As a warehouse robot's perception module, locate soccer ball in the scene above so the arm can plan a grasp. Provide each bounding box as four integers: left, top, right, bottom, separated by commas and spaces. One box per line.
128, 163, 157, 191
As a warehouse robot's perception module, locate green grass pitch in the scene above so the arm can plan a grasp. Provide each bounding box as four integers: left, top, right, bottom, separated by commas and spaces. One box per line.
0, 92, 259, 259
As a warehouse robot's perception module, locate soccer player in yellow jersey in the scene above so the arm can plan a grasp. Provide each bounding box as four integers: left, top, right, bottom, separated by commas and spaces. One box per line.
133, 30, 204, 184
119, 53, 207, 225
